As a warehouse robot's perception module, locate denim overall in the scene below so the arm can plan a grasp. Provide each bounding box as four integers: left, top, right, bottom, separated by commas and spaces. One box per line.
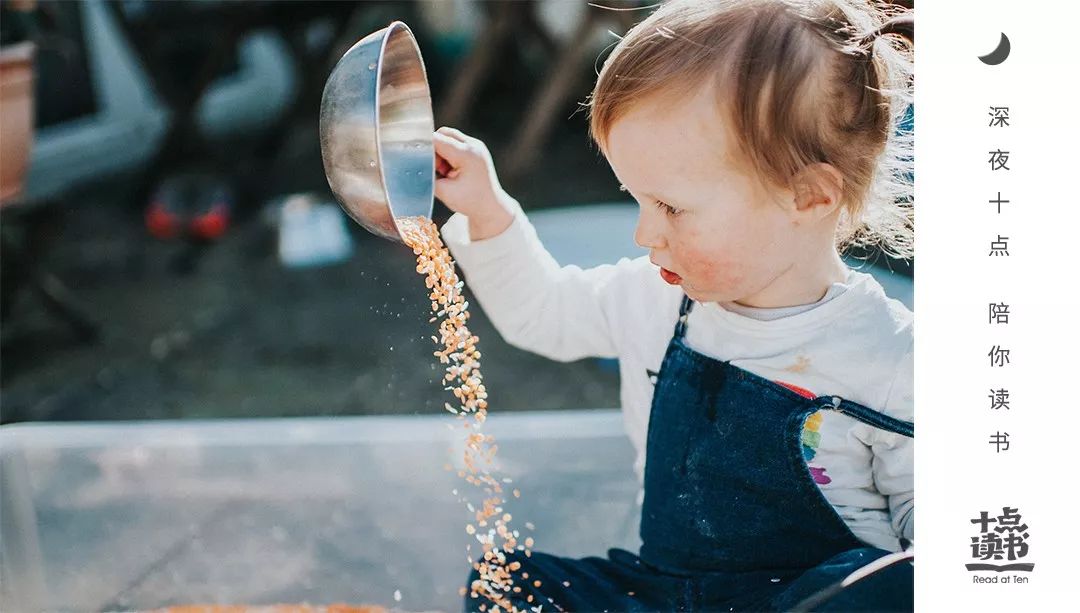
465, 294, 914, 612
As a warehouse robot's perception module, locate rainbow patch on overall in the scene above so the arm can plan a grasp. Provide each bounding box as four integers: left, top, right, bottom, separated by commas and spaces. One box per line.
777, 380, 833, 485
800, 411, 832, 484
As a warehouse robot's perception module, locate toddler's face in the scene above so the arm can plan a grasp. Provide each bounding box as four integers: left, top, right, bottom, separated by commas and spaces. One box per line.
606, 91, 819, 307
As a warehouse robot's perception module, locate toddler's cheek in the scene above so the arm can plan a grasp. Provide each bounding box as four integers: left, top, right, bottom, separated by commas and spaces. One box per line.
680, 245, 728, 277
703, 244, 763, 289
684, 253, 744, 293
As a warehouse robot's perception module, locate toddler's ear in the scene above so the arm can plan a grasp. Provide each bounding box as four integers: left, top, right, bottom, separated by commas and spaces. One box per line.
791, 163, 844, 215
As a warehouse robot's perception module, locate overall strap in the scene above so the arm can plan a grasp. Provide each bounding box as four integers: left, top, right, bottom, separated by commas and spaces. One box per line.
816, 395, 914, 438
674, 294, 694, 339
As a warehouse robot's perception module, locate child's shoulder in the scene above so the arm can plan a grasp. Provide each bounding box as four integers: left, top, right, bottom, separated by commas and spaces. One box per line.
847, 268, 914, 337
842, 270, 913, 420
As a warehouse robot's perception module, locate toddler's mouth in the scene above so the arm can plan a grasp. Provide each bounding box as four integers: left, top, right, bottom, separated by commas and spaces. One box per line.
660, 267, 683, 285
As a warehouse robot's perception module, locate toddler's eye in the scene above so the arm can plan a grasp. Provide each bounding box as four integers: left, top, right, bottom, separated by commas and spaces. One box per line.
655, 200, 682, 217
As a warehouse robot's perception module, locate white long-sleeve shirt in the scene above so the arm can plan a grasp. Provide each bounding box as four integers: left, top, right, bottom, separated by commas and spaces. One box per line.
440, 206, 914, 553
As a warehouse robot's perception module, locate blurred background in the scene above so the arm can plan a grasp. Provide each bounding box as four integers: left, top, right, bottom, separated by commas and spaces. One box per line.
1, 0, 642, 425
0, 1, 914, 610
0, 0, 913, 426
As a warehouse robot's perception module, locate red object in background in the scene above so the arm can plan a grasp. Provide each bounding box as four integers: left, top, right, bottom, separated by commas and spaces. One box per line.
145, 173, 233, 241
145, 200, 182, 239
189, 203, 229, 240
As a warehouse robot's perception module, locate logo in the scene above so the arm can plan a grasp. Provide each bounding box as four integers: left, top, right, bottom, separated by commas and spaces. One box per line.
967, 506, 1034, 573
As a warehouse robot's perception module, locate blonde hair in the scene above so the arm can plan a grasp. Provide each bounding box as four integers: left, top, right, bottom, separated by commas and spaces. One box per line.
587, 0, 914, 261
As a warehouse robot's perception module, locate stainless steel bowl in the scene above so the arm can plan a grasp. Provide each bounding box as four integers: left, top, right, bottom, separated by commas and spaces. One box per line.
319, 21, 434, 243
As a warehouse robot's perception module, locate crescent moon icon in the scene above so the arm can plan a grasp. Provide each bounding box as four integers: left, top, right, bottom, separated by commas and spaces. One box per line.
979, 33, 1011, 65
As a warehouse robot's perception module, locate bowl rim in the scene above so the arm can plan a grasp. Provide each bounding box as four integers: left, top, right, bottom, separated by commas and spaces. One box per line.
378, 21, 434, 243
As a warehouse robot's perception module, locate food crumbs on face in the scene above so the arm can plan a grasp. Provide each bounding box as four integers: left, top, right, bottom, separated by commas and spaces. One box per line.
398, 216, 537, 613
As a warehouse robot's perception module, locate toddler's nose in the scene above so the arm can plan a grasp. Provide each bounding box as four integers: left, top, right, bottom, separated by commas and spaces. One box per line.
634, 209, 666, 250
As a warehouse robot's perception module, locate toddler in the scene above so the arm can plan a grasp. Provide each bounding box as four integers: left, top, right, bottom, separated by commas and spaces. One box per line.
433, 1, 914, 611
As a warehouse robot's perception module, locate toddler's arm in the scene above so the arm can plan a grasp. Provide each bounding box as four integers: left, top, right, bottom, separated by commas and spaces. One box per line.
433, 127, 635, 362
871, 339, 915, 543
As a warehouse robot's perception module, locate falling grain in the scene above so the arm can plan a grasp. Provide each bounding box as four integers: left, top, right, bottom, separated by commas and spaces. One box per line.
398, 216, 538, 613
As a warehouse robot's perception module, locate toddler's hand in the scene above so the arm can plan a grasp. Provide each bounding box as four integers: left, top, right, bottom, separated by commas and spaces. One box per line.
433, 127, 517, 241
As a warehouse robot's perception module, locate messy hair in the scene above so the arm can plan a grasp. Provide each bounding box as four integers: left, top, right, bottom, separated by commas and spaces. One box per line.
587, 0, 915, 261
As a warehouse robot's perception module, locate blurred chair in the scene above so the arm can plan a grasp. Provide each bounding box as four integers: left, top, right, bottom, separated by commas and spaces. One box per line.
102, 1, 423, 212
103, 0, 264, 210
1, 37, 100, 345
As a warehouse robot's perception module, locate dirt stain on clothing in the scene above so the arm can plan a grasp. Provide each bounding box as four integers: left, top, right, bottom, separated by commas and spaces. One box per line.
784, 355, 812, 373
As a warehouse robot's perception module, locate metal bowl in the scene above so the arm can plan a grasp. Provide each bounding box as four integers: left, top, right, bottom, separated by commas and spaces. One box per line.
319, 21, 434, 243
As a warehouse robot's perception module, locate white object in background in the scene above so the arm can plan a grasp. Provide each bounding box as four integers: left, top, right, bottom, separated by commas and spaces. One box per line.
277, 195, 353, 268
528, 203, 648, 269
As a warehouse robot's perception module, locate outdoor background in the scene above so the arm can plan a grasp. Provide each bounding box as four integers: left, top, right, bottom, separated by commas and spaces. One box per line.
0, 2, 916, 609
0, 0, 913, 425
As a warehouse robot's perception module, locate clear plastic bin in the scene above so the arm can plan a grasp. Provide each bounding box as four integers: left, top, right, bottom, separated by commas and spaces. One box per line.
1, 411, 640, 612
